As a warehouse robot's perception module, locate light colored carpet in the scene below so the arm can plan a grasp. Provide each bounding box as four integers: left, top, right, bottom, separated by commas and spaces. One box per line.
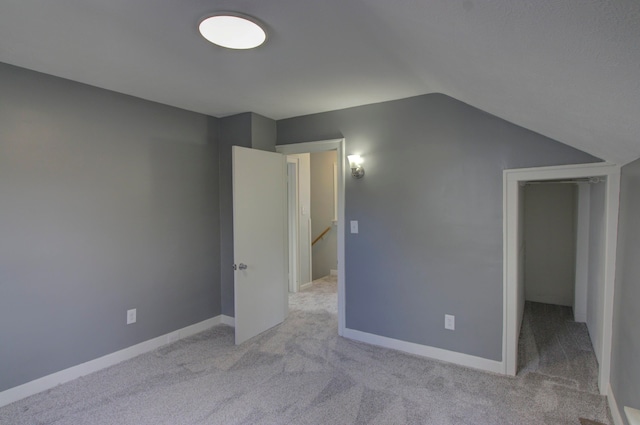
518, 301, 600, 394
0, 278, 612, 424
288, 274, 338, 314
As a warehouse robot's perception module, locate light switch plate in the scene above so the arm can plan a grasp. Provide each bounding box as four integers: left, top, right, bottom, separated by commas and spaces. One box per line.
350, 220, 358, 234
127, 308, 137, 325
445, 314, 455, 330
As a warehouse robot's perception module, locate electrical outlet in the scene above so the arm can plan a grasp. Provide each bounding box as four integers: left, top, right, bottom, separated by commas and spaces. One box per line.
444, 314, 455, 330
127, 308, 137, 325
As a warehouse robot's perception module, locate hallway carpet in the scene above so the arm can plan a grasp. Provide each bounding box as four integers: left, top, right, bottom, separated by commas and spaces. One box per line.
0, 280, 612, 424
518, 301, 600, 394
288, 274, 337, 314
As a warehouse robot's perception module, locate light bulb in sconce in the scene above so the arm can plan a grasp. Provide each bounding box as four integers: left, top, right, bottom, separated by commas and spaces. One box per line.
348, 154, 365, 179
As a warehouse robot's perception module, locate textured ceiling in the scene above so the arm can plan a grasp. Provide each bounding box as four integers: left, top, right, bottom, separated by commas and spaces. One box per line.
0, 0, 639, 164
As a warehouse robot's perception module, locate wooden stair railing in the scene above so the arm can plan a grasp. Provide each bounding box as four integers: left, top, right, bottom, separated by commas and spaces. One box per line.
312, 226, 332, 246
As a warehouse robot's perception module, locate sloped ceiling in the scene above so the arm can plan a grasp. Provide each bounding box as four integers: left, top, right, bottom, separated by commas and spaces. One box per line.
0, 0, 638, 164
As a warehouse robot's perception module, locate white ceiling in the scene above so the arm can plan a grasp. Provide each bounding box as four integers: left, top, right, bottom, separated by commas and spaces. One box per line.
1, 0, 639, 164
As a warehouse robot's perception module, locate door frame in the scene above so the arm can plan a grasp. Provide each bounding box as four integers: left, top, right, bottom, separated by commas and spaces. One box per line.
276, 139, 346, 336
286, 157, 300, 292
503, 161, 620, 394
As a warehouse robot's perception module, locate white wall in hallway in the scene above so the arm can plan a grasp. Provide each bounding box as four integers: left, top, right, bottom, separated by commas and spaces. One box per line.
311, 151, 338, 280
523, 183, 577, 306
289, 153, 311, 286
587, 180, 607, 363
574, 182, 591, 323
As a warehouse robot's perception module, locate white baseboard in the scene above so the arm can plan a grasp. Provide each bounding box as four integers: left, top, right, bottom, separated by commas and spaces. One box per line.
330, 269, 338, 276
220, 315, 235, 327
343, 328, 504, 374
625, 407, 640, 425
0, 315, 224, 408
608, 384, 626, 425
300, 281, 313, 290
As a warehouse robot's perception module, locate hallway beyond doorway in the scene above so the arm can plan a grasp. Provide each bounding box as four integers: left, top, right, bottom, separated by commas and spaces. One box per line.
518, 301, 600, 394
289, 275, 337, 314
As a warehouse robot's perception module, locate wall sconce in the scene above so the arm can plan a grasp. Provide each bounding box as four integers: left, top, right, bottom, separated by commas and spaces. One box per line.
348, 154, 365, 179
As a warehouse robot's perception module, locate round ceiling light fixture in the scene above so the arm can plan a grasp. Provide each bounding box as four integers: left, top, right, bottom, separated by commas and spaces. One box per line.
199, 14, 266, 50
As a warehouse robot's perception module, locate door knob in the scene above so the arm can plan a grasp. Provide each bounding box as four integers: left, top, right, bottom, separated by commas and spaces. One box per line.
234, 263, 248, 270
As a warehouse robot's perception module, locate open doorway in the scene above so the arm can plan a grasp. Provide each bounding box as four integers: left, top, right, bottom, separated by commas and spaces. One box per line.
276, 139, 346, 336
285, 155, 309, 293
503, 163, 620, 394
286, 151, 338, 292
309, 151, 338, 281
517, 178, 605, 394
289, 151, 339, 314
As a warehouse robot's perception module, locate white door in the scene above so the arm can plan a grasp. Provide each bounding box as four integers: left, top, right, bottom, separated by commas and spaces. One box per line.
232, 146, 288, 345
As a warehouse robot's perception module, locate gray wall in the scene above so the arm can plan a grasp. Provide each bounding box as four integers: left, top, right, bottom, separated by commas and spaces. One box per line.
218, 113, 277, 317
612, 158, 640, 422
523, 184, 577, 306
277, 93, 600, 361
311, 151, 338, 279
251, 113, 277, 153
586, 180, 607, 363
0, 62, 221, 391
218, 114, 252, 318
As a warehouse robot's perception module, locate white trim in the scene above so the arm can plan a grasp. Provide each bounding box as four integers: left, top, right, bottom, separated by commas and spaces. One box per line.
503, 162, 620, 395
286, 157, 300, 293
299, 281, 313, 290
220, 314, 235, 327
278, 139, 344, 154
600, 171, 621, 393
333, 161, 338, 221
343, 328, 503, 374
308, 217, 313, 286
574, 182, 590, 323
625, 407, 640, 425
0, 316, 223, 407
276, 139, 346, 337
608, 384, 625, 425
